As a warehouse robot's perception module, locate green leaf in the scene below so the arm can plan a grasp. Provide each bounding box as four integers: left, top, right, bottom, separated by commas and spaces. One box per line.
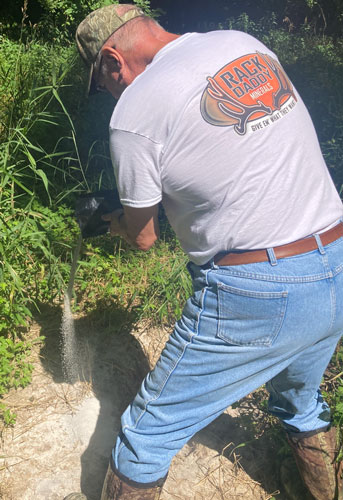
36, 169, 50, 198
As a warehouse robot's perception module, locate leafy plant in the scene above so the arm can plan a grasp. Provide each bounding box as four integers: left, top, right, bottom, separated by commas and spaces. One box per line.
0, 338, 34, 395
71, 230, 191, 329
323, 343, 343, 447
0, 403, 17, 426
0, 337, 34, 426
25, 0, 158, 45
0, 336, 44, 425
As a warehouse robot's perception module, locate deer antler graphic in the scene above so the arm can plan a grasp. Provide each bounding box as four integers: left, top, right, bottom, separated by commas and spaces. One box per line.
207, 77, 272, 135
258, 52, 297, 110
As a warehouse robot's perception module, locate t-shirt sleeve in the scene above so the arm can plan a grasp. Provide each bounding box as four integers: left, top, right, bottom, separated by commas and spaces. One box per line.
109, 128, 163, 208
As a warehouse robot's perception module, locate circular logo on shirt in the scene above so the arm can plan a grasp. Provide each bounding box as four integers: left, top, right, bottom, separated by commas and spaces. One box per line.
200, 52, 297, 135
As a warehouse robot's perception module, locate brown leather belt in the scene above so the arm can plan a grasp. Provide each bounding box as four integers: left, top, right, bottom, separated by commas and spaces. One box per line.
214, 222, 343, 266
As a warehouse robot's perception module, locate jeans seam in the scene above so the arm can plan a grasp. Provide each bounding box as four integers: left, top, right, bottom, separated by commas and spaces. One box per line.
123, 337, 194, 433
126, 270, 211, 433
118, 336, 195, 459
213, 270, 331, 283
195, 268, 210, 335
118, 274, 212, 452
333, 262, 343, 276
328, 276, 336, 336
320, 252, 336, 336
217, 283, 288, 298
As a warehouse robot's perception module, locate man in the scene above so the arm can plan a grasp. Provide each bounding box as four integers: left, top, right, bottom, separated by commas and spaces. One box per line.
70, 4, 343, 499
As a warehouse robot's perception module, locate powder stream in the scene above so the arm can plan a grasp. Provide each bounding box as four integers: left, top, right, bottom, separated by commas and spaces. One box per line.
61, 234, 83, 383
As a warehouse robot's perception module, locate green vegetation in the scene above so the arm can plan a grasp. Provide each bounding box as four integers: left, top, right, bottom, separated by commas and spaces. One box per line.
0, 0, 342, 434
323, 347, 343, 454
0, 336, 37, 426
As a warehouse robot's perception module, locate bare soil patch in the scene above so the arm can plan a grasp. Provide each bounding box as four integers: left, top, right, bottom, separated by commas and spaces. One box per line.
0, 306, 294, 500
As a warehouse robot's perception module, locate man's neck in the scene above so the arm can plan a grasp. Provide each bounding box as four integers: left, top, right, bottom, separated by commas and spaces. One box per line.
136, 31, 181, 66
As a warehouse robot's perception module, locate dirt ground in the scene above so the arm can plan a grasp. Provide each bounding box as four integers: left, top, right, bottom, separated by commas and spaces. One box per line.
0, 306, 298, 500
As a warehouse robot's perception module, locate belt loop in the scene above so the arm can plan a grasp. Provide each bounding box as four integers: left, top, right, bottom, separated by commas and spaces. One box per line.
210, 259, 218, 270
314, 233, 326, 255
267, 247, 278, 266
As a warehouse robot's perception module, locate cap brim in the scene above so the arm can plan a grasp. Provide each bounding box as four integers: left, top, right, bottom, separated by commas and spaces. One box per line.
87, 52, 104, 96
86, 63, 104, 96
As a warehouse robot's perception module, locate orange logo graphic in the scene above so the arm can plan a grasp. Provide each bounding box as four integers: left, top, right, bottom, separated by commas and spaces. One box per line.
200, 52, 297, 135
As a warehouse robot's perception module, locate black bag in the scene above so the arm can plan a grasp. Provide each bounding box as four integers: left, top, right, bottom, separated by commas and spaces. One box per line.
75, 190, 122, 238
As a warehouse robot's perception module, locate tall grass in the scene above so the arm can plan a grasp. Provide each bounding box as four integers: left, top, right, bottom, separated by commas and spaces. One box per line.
0, 38, 76, 331
0, 12, 89, 423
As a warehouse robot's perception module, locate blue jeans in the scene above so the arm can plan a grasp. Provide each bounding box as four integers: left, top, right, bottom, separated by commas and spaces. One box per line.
112, 234, 343, 484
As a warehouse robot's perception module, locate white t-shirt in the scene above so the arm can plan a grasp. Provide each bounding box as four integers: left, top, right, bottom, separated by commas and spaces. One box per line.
109, 31, 343, 265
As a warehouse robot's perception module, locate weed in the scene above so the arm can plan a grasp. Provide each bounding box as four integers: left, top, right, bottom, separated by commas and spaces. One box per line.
0, 403, 17, 426
0, 336, 36, 425
71, 231, 191, 329
323, 342, 343, 446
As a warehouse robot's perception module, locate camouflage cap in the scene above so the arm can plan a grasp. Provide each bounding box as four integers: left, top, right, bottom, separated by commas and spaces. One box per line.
76, 4, 145, 94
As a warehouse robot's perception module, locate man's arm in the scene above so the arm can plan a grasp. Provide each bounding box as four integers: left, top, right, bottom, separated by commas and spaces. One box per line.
102, 204, 160, 251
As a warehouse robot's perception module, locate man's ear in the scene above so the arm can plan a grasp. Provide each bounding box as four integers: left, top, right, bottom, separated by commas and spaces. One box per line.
101, 46, 124, 69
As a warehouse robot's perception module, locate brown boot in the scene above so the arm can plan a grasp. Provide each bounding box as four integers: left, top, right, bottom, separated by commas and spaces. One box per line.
287, 426, 343, 500
100, 464, 164, 500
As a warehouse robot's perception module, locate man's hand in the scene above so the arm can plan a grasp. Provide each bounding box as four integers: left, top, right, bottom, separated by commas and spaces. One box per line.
102, 204, 160, 251
102, 208, 126, 237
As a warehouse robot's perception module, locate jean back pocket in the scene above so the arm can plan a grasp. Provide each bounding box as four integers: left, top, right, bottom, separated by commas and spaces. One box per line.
217, 283, 288, 347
